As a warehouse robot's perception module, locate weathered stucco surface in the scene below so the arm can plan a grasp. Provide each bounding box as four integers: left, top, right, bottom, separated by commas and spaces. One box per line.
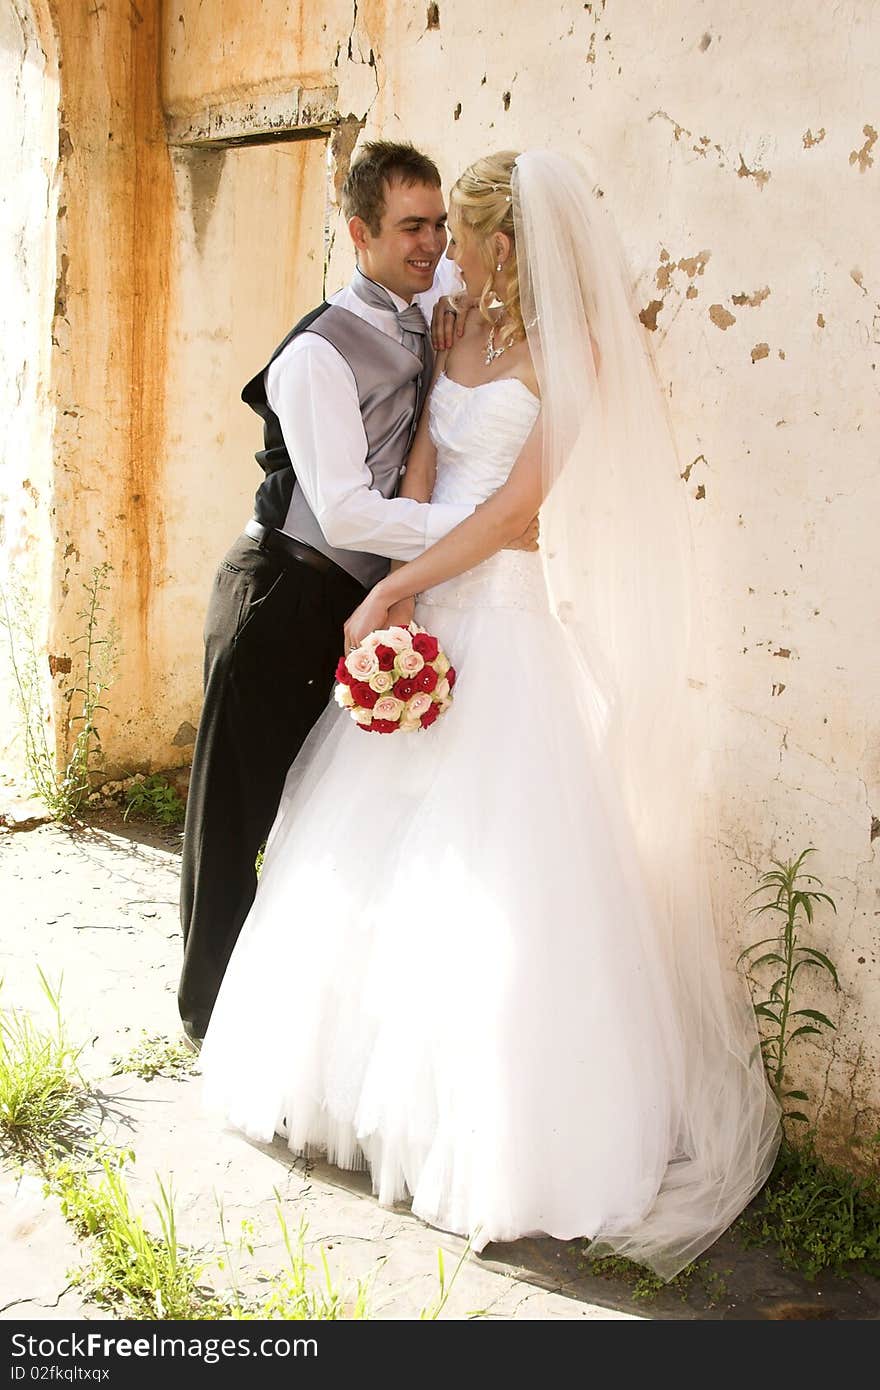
0, 0, 58, 766
1, 1, 877, 1162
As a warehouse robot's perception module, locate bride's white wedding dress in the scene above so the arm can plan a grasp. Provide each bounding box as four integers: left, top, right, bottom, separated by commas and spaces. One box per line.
199, 372, 711, 1252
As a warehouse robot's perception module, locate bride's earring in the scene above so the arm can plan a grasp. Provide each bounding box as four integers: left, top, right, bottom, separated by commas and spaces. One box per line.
490, 260, 505, 308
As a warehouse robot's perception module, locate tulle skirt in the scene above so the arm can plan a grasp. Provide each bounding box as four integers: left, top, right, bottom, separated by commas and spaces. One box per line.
200, 552, 778, 1269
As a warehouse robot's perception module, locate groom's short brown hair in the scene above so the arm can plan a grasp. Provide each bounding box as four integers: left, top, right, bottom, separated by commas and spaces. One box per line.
342, 141, 442, 234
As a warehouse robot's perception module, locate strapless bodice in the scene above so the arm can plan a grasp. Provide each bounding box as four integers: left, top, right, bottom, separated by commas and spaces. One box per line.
420, 373, 549, 614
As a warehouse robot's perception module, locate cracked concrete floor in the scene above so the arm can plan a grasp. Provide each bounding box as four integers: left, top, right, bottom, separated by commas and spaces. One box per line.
2, 811, 879, 1322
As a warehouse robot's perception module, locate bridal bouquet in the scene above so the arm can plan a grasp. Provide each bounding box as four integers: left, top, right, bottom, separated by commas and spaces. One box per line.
334, 623, 456, 734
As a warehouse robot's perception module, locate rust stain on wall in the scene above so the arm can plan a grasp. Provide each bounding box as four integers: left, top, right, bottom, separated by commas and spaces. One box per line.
803, 127, 826, 148
125, 1, 172, 662
53, 0, 172, 673
751, 342, 770, 362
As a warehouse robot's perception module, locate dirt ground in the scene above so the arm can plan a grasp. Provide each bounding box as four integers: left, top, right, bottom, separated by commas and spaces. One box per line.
2, 803, 879, 1322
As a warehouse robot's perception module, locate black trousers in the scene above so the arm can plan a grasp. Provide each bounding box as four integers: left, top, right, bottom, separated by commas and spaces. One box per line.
178, 534, 366, 1038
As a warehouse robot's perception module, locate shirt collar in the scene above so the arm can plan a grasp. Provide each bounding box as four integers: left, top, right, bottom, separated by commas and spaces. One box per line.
351, 266, 410, 313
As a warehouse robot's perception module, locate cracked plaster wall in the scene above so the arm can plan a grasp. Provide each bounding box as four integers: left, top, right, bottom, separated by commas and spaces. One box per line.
160, 0, 880, 1164
1, 1, 875, 1161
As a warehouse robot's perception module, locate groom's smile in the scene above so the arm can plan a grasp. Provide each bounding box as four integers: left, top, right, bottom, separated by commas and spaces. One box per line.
350, 178, 449, 303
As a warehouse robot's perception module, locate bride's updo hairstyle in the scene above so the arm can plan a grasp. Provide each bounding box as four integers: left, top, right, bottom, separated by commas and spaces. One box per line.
449, 151, 524, 352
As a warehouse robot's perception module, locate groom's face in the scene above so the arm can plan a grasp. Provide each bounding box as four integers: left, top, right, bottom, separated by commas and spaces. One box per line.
352, 178, 448, 303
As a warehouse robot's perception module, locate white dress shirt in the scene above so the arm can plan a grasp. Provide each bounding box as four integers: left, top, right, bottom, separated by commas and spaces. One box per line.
265, 257, 473, 562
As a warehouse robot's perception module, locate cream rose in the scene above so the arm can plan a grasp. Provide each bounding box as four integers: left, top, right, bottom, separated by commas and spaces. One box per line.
433, 652, 450, 676
395, 648, 425, 678
399, 717, 421, 733
382, 626, 412, 653
353, 708, 373, 726
406, 692, 433, 720
335, 684, 355, 708
368, 669, 395, 693
434, 677, 450, 700
345, 647, 378, 680
373, 695, 404, 722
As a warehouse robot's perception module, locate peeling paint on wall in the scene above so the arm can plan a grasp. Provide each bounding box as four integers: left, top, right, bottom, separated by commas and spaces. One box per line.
736, 153, 771, 187
732, 287, 770, 308
849, 124, 877, 172
709, 304, 736, 330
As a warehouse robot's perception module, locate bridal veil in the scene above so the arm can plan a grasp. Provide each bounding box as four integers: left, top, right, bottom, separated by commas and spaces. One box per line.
513, 149, 780, 1276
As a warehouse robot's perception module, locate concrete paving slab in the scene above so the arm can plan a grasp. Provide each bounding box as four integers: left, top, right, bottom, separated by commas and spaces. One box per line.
2, 813, 879, 1321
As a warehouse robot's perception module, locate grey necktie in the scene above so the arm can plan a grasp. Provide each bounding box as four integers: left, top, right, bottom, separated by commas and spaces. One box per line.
351, 268, 434, 375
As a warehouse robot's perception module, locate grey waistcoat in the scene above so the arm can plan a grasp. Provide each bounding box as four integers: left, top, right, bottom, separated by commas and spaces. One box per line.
242, 303, 430, 589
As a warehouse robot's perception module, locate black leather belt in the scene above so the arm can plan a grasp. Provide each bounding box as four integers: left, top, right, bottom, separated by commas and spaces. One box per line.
243, 519, 341, 577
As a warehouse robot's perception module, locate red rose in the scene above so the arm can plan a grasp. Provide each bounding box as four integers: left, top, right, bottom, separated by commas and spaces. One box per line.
416, 665, 438, 693
335, 656, 350, 684
412, 632, 439, 661
370, 718, 399, 734
446, 665, 456, 688
420, 704, 440, 729
375, 644, 396, 671
349, 680, 379, 709
393, 676, 416, 700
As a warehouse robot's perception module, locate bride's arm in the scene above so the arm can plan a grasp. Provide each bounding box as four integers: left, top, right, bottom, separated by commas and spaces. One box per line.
345, 416, 545, 646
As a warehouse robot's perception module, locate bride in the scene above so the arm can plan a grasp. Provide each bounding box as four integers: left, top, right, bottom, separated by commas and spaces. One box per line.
200, 149, 780, 1278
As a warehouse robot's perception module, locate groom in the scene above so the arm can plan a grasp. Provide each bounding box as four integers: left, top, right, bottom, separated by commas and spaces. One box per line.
178, 141, 534, 1045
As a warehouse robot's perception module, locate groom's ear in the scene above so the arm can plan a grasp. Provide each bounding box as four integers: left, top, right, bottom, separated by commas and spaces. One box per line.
349, 215, 370, 256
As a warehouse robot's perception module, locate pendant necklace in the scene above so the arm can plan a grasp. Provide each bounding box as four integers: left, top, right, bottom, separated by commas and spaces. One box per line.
484, 319, 520, 366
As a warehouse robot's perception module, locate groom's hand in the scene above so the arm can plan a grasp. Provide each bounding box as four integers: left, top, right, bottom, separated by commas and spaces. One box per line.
504, 515, 540, 552
431, 294, 476, 351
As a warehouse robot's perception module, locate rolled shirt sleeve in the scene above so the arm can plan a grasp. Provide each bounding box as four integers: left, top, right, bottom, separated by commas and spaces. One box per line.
266, 334, 473, 563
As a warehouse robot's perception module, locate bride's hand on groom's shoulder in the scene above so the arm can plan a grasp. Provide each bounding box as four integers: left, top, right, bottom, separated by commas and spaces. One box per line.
431, 294, 476, 351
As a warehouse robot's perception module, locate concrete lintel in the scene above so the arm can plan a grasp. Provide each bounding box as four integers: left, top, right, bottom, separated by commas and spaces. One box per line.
166, 87, 340, 147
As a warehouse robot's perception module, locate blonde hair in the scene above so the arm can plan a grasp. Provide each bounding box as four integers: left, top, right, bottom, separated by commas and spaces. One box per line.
449, 151, 523, 351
